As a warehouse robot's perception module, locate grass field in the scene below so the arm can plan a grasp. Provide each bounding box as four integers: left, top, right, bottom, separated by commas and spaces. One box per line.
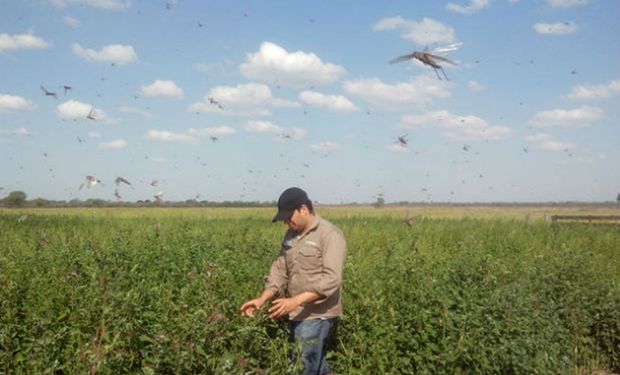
3, 203, 619, 220
1, 206, 619, 374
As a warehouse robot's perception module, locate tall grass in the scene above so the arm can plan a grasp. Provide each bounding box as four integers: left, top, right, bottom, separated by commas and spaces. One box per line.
1, 212, 618, 374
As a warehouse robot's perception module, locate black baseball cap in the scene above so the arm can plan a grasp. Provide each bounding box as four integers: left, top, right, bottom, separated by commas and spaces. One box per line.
272, 187, 310, 222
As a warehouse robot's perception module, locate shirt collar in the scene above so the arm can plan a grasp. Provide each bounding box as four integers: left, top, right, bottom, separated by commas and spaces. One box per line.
286, 214, 321, 241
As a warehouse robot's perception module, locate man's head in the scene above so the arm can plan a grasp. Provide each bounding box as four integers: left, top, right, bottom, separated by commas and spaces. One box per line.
272, 187, 314, 231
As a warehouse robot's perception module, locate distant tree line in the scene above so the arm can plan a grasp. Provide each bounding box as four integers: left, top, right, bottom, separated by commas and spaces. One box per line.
0, 191, 276, 208
1, 190, 619, 209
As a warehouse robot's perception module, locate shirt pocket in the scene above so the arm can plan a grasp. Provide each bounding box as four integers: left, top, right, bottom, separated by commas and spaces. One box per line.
297, 245, 322, 271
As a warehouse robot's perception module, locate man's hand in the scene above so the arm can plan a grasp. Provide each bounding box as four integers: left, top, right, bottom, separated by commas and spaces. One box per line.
268, 297, 301, 319
240, 298, 263, 318
240, 289, 277, 318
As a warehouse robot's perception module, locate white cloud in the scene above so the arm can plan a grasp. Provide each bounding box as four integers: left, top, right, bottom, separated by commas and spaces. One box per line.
62, 16, 80, 28
189, 82, 299, 116
244, 120, 306, 141
245, 120, 282, 134
97, 139, 127, 149
547, 0, 587, 8
50, 0, 130, 11
467, 80, 486, 92
299, 91, 359, 113
540, 140, 574, 151
525, 133, 576, 153
399, 110, 514, 141
57, 100, 106, 121
88, 131, 101, 138
240, 42, 346, 88
140, 80, 184, 98
533, 22, 577, 35
186, 126, 236, 137
146, 130, 198, 144
140, 127, 236, 145
565, 79, 620, 101
446, 0, 490, 14
529, 105, 603, 128
0, 32, 50, 52
386, 144, 408, 153
13, 127, 32, 136
0, 127, 32, 137
72, 43, 137, 65
0, 94, 36, 112
373, 16, 457, 46
310, 142, 340, 152
343, 75, 451, 111
524, 133, 552, 142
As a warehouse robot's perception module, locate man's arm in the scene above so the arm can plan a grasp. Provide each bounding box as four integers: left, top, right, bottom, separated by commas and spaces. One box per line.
241, 249, 288, 318
306, 230, 346, 303
268, 291, 322, 319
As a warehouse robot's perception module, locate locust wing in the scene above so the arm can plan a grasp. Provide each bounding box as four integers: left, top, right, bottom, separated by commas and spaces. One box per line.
389, 53, 415, 64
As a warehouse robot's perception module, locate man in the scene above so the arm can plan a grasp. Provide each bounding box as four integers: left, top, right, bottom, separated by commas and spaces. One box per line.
240, 187, 347, 375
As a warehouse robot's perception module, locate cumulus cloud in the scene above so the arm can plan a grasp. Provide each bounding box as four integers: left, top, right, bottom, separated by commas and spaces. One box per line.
524, 132, 552, 142
140, 80, 184, 98
144, 127, 235, 145
565, 79, 620, 101
343, 75, 451, 111
547, 0, 587, 8
244, 120, 306, 141
373, 16, 457, 46
529, 105, 603, 128
146, 129, 198, 144
72, 43, 137, 65
310, 142, 340, 152
399, 110, 514, 141
13, 127, 32, 136
299, 91, 359, 113
0, 127, 32, 137
50, 0, 130, 11
540, 140, 574, 151
62, 16, 80, 28
0, 94, 36, 112
57, 100, 107, 121
189, 82, 299, 116
0, 127, 31, 143
186, 126, 236, 138
245, 120, 281, 134
240, 42, 346, 88
524, 132, 574, 152
446, 0, 490, 14
97, 139, 127, 149
0, 32, 50, 52
467, 80, 486, 92
533, 22, 577, 35
386, 143, 408, 153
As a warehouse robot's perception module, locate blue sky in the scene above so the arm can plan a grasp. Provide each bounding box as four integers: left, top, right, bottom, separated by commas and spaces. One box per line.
1, 0, 619, 204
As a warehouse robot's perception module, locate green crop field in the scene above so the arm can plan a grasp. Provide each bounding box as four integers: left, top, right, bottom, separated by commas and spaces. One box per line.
1, 207, 619, 374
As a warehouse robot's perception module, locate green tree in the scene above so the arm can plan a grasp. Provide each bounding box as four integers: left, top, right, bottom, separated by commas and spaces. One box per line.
5, 191, 27, 208
374, 195, 385, 208
32, 198, 48, 207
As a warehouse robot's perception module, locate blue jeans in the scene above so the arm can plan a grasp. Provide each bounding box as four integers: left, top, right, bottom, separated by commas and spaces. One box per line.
289, 318, 338, 375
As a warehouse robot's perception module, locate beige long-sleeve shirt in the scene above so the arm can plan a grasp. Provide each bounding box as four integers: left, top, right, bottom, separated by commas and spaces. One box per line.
264, 215, 346, 321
